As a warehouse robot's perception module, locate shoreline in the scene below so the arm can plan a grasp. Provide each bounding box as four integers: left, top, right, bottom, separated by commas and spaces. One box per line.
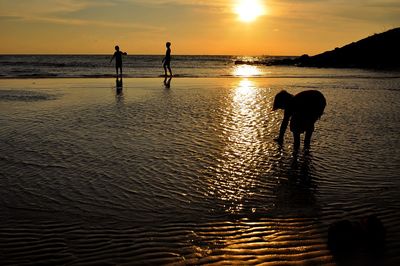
1, 74, 400, 80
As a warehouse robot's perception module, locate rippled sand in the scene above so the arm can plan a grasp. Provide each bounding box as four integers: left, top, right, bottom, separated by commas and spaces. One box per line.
1, 78, 399, 265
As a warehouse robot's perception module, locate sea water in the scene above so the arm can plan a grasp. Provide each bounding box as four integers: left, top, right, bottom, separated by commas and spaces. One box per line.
1, 54, 399, 79
0, 58, 400, 265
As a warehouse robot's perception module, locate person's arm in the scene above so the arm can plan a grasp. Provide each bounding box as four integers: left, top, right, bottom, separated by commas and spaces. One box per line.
110, 53, 115, 63
275, 110, 290, 144
122, 52, 127, 55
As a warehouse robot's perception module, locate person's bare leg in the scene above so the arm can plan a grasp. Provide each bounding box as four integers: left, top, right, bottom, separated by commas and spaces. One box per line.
293, 132, 301, 151
168, 66, 172, 77
304, 130, 313, 149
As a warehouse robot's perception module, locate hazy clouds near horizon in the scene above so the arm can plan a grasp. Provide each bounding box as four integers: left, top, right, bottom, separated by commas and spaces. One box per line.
0, 0, 399, 55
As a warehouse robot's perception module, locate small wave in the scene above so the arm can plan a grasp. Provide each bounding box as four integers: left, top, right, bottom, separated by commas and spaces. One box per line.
2, 55, 400, 80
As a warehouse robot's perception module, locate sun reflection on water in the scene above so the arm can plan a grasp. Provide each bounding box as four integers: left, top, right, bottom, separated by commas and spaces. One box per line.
210, 78, 266, 213
233, 65, 262, 77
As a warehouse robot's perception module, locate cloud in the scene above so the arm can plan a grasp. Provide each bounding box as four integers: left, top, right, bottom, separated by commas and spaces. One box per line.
1, 0, 398, 36
269, 0, 400, 19
1, 14, 163, 32
126, 0, 227, 6
0, 0, 115, 16
0, 0, 164, 32
122, 0, 232, 12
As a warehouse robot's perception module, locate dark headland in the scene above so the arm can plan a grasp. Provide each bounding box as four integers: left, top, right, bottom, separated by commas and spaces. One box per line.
238, 27, 400, 69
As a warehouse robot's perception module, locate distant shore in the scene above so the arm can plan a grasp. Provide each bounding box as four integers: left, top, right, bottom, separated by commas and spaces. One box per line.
236, 27, 400, 70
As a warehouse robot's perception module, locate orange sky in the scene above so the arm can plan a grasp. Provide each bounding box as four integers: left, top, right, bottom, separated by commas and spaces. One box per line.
0, 0, 398, 55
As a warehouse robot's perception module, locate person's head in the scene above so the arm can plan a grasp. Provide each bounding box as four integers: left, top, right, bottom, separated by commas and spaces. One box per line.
166, 42, 171, 48
273, 90, 293, 110
328, 219, 359, 255
115, 45, 120, 51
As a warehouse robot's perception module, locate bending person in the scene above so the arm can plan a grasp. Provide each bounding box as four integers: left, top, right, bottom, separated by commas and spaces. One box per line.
273, 90, 326, 150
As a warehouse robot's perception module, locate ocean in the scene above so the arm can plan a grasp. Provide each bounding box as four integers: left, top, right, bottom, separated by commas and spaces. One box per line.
1, 54, 399, 79
1, 55, 400, 265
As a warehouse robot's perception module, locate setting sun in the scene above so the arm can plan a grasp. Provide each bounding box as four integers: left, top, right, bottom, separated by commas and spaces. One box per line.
234, 0, 266, 22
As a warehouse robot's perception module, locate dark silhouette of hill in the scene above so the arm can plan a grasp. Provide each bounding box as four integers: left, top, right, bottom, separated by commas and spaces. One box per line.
268, 27, 400, 69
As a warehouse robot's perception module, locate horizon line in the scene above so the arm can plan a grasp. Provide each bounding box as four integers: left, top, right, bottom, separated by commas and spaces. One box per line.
0, 53, 299, 57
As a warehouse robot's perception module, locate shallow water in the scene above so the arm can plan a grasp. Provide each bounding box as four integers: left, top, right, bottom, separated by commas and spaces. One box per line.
2, 55, 400, 79
1, 77, 399, 265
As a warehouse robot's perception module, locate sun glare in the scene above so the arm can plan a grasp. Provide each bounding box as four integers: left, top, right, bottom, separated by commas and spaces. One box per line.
233, 65, 262, 77
234, 0, 265, 22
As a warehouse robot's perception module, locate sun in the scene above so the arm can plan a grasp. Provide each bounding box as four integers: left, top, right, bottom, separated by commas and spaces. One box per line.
234, 0, 266, 22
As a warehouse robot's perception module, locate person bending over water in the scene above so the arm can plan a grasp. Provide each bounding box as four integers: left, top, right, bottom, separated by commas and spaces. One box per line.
273, 90, 326, 150
162, 42, 172, 77
110, 45, 127, 77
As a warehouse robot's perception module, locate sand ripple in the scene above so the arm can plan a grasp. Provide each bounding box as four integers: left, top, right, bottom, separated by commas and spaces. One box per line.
1, 78, 400, 264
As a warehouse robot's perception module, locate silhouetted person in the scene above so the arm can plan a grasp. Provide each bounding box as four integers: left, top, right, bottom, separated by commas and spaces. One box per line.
163, 76, 172, 88
162, 42, 172, 77
110, 45, 127, 77
328, 215, 385, 259
273, 90, 326, 150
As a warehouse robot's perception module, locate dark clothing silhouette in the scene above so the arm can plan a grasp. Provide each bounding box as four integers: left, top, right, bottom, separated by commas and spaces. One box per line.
110, 46, 127, 77
164, 47, 171, 64
273, 90, 326, 150
113, 51, 124, 68
162, 42, 172, 77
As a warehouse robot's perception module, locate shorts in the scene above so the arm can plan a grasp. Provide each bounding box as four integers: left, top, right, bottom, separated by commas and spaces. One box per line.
163, 60, 171, 67
290, 113, 317, 133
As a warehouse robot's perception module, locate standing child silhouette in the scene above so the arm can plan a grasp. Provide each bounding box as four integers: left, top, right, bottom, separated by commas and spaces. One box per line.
110, 45, 127, 77
162, 42, 172, 77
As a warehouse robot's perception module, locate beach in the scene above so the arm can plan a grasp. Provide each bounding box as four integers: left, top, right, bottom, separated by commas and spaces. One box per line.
1, 76, 400, 265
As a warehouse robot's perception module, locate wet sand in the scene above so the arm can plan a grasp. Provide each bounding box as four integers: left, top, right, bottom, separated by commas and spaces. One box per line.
1, 78, 399, 265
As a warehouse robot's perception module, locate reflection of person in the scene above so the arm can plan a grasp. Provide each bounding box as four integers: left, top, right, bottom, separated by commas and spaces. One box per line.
162, 42, 172, 77
110, 45, 127, 77
116, 77, 123, 95
163, 76, 172, 88
273, 90, 326, 150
